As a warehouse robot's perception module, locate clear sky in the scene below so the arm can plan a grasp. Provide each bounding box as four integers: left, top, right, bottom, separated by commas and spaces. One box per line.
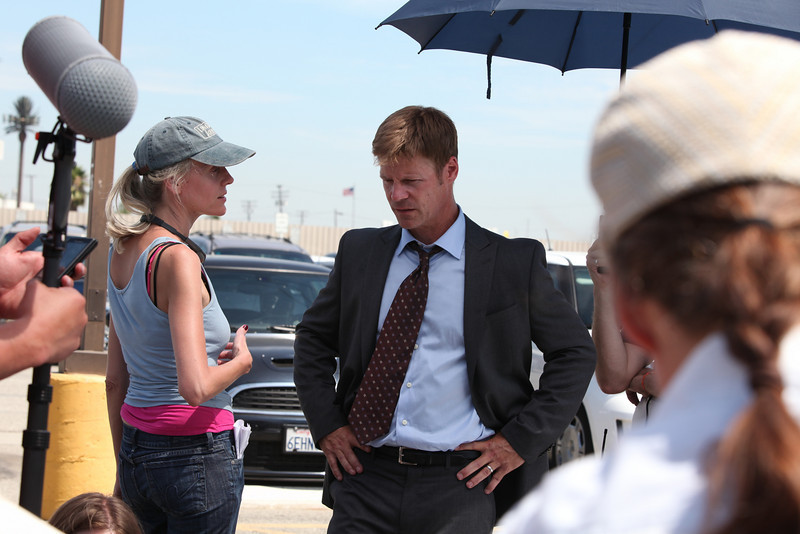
0, 0, 621, 242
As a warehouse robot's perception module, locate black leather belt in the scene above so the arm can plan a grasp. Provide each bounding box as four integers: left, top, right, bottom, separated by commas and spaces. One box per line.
373, 446, 480, 467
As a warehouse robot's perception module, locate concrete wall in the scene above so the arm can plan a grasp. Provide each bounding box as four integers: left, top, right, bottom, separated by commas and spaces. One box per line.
0, 208, 590, 256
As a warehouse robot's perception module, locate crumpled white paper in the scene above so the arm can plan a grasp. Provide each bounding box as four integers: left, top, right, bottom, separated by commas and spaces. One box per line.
233, 419, 251, 459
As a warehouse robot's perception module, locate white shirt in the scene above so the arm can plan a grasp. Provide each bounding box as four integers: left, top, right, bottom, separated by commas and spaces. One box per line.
500, 329, 800, 534
0, 498, 61, 532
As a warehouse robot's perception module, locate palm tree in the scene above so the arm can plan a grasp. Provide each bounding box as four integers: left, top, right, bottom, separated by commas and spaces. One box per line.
71, 164, 88, 211
4, 97, 39, 207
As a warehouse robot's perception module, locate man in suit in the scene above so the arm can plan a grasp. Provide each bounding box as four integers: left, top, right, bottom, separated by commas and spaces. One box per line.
294, 106, 596, 533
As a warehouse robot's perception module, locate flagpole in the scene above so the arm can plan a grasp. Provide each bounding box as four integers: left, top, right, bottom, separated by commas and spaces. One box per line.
343, 186, 355, 228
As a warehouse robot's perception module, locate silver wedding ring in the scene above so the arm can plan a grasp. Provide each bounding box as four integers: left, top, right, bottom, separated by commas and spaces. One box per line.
485, 465, 494, 474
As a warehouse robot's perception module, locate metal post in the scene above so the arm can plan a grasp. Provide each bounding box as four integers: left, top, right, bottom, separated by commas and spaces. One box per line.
19, 124, 75, 515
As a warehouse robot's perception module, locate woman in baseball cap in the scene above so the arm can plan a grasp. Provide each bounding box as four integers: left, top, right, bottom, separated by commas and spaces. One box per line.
503, 31, 800, 534
105, 117, 255, 533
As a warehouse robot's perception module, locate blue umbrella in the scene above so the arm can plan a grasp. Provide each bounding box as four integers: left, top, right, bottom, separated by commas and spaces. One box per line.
379, 0, 800, 96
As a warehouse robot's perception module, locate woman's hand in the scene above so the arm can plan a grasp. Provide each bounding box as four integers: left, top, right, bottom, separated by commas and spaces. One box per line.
217, 324, 252, 375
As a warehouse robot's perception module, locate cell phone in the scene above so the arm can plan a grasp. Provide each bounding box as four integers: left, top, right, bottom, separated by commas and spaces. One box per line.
25, 234, 99, 278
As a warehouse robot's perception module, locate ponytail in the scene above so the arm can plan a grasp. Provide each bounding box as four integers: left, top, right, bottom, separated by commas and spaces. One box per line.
706, 200, 800, 534
105, 160, 193, 252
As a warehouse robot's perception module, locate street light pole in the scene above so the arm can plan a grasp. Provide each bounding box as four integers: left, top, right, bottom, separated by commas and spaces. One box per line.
27, 174, 35, 204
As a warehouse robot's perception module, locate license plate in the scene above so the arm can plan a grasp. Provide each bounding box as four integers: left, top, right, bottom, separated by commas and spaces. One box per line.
284, 426, 323, 454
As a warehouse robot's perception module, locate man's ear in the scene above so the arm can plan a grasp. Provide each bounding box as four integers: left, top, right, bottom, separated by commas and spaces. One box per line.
615, 286, 657, 354
442, 156, 458, 185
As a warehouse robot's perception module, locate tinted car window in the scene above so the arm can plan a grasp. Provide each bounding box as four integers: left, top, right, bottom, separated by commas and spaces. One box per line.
547, 263, 594, 330
573, 265, 594, 329
205, 266, 327, 332
548, 265, 572, 300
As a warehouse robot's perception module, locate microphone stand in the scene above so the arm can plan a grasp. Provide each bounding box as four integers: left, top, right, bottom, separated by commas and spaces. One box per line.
19, 120, 78, 516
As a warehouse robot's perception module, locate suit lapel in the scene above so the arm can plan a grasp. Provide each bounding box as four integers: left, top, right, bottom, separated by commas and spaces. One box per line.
463, 217, 496, 382
358, 226, 401, 367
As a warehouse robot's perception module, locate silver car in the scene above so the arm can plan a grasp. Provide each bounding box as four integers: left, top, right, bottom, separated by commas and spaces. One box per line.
204, 255, 330, 482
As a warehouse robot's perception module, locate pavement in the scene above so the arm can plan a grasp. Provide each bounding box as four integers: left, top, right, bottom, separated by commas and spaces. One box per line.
0, 368, 32, 504
0, 368, 331, 533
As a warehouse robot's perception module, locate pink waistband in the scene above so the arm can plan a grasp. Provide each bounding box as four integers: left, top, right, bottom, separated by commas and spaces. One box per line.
121, 403, 234, 436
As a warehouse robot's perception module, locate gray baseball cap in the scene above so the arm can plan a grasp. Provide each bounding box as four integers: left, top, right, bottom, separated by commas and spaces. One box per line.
133, 116, 255, 175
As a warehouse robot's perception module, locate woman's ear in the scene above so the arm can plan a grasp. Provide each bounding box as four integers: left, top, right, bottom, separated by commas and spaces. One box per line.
615, 285, 658, 354
164, 177, 181, 196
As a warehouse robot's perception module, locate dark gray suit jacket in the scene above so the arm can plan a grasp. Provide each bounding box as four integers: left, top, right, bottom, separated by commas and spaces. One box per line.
294, 216, 596, 516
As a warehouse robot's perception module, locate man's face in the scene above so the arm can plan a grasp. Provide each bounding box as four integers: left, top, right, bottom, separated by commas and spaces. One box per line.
379, 155, 458, 244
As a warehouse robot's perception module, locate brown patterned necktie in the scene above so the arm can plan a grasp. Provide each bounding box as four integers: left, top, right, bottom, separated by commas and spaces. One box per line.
348, 242, 441, 445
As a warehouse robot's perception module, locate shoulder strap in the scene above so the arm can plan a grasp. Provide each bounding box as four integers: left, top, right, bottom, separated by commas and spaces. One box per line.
146, 241, 182, 307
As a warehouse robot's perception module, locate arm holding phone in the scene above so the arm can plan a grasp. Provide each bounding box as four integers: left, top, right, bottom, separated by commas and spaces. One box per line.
0, 227, 88, 379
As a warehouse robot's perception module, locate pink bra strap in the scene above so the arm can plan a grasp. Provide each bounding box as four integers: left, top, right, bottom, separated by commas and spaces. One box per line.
146, 242, 180, 304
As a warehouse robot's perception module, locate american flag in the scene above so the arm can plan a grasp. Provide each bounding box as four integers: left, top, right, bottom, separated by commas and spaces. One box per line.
342, 187, 354, 197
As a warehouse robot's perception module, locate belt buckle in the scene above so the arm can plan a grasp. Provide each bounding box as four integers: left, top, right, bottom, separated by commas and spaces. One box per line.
397, 446, 419, 466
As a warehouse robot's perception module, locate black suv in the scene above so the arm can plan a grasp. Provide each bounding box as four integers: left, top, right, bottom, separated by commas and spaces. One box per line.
191, 232, 314, 264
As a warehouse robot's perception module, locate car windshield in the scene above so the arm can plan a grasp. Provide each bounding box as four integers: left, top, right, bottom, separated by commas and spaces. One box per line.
212, 247, 314, 263
205, 266, 327, 333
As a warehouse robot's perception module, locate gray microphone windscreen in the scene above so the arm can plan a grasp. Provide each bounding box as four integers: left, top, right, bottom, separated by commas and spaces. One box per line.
22, 16, 137, 139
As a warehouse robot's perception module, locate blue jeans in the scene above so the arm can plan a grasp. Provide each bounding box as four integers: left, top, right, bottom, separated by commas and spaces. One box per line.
119, 424, 244, 534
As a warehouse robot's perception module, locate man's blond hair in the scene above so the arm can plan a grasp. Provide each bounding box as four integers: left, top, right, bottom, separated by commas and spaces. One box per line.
372, 106, 458, 173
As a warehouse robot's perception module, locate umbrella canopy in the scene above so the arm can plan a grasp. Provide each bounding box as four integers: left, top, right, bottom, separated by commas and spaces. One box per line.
379, 0, 800, 96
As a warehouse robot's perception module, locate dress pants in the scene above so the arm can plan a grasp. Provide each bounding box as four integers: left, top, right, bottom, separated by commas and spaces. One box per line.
328, 447, 495, 534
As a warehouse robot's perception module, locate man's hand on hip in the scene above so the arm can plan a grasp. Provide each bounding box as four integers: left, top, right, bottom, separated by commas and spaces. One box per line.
319, 425, 371, 480
455, 433, 524, 494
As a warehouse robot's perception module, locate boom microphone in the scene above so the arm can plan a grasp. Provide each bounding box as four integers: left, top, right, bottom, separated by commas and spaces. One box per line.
22, 16, 137, 139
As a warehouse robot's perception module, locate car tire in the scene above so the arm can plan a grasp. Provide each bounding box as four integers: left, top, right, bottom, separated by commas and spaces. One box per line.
548, 405, 593, 468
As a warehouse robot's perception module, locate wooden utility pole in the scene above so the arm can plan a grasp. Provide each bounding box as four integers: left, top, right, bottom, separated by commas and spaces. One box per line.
62, 0, 125, 372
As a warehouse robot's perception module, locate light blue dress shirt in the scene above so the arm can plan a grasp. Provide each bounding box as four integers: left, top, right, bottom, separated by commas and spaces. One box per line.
371, 209, 495, 451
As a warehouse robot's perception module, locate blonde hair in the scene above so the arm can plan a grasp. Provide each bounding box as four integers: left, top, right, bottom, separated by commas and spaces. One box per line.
48, 492, 142, 534
105, 159, 193, 252
372, 106, 457, 173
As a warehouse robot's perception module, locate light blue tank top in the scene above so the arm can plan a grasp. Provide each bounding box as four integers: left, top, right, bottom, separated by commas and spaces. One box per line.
107, 237, 232, 411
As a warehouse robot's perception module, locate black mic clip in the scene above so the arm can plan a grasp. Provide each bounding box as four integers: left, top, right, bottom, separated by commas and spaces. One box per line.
33, 119, 92, 165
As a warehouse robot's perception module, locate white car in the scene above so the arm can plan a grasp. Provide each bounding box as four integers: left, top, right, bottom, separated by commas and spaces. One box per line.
530, 250, 634, 467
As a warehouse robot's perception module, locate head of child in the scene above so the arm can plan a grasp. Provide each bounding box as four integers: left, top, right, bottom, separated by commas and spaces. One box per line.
48, 492, 142, 534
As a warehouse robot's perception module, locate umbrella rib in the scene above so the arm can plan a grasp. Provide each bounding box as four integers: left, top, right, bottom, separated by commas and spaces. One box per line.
419, 13, 457, 52
561, 11, 584, 74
